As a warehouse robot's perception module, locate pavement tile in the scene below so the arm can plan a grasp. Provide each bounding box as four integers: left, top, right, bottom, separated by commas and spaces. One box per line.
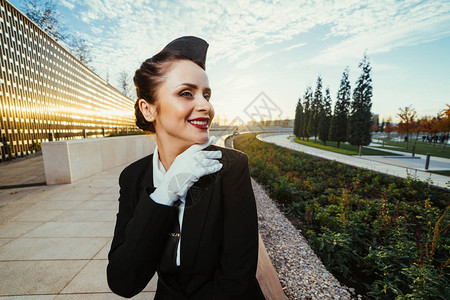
0, 222, 43, 238
103, 187, 120, 194
0, 202, 38, 225
61, 260, 158, 294
76, 201, 118, 211
61, 186, 111, 195
0, 186, 43, 207
11, 209, 65, 222
31, 201, 86, 210
91, 194, 117, 201
0, 295, 55, 299
0, 260, 88, 296
23, 222, 115, 238
0, 238, 13, 247
48, 193, 98, 202
53, 292, 155, 299
0, 237, 109, 260
93, 238, 112, 260
53, 210, 117, 222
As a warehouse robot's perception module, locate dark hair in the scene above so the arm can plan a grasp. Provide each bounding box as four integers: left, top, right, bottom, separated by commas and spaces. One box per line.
134, 50, 205, 132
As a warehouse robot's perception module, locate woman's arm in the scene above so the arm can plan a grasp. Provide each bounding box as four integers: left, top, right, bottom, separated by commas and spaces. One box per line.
106, 168, 177, 298
212, 153, 262, 299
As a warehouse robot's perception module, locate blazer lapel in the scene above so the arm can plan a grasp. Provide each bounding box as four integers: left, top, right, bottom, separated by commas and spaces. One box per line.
180, 178, 215, 276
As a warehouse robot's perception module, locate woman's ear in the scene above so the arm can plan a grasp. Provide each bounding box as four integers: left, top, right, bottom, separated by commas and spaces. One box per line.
138, 99, 157, 122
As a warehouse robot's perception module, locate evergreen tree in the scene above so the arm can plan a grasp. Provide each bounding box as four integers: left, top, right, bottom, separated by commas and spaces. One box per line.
293, 98, 303, 138
319, 87, 332, 145
348, 54, 373, 149
329, 67, 351, 148
307, 76, 323, 142
302, 86, 313, 140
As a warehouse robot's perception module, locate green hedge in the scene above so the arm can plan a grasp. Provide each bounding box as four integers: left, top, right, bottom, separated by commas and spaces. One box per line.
234, 133, 449, 299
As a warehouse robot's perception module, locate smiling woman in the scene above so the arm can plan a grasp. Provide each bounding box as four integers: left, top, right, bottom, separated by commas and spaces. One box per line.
106, 36, 265, 299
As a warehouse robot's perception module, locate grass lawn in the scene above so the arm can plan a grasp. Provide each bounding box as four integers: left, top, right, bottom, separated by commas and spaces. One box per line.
374, 137, 450, 159
428, 170, 450, 176
293, 138, 401, 156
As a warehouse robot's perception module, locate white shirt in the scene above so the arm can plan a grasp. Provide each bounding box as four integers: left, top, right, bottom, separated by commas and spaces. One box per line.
150, 145, 185, 266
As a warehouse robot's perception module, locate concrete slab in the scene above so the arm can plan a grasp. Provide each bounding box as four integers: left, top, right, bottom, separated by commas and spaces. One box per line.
0, 222, 43, 238
0, 238, 12, 247
60, 260, 158, 294
53, 292, 155, 299
0, 238, 109, 260
49, 193, 98, 202
23, 222, 114, 238
53, 210, 117, 222
0, 155, 45, 188
31, 200, 86, 211
76, 201, 118, 210
0, 260, 88, 296
11, 209, 65, 222
93, 238, 112, 260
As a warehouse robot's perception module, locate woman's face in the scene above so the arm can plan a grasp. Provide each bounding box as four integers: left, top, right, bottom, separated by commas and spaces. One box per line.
147, 59, 214, 147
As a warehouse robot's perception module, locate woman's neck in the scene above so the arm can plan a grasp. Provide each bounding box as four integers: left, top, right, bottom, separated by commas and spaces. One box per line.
156, 135, 190, 172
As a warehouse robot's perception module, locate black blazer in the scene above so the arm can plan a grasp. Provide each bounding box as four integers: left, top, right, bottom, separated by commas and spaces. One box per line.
107, 144, 265, 299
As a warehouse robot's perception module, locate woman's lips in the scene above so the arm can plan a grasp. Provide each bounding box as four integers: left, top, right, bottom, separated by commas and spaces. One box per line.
188, 120, 208, 129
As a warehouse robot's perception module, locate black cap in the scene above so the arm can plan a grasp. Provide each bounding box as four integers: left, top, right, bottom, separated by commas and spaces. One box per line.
161, 36, 209, 70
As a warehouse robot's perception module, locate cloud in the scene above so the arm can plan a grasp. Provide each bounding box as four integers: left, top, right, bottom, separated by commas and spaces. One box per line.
60, 0, 75, 10
306, 0, 450, 65
63, 0, 450, 90
284, 42, 306, 51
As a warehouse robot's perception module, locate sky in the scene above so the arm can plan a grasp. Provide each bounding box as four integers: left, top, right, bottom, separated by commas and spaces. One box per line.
9, 0, 450, 125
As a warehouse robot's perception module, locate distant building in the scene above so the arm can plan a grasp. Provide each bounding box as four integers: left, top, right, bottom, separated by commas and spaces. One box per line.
247, 119, 294, 127
0, 0, 135, 161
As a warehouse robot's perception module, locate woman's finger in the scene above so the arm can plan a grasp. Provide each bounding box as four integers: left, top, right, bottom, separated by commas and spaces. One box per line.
199, 150, 222, 159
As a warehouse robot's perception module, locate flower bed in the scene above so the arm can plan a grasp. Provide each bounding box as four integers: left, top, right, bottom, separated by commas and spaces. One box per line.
234, 133, 449, 299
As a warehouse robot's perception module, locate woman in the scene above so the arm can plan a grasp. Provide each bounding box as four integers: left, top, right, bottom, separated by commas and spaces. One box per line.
106, 36, 265, 299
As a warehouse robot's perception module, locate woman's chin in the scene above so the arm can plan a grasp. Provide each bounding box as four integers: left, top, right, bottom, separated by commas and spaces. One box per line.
191, 134, 210, 145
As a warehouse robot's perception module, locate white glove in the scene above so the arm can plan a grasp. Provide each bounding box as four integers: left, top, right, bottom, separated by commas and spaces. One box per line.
150, 136, 223, 205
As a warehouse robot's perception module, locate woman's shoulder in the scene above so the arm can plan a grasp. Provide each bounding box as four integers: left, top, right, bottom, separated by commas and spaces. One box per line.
119, 153, 153, 185
207, 144, 248, 163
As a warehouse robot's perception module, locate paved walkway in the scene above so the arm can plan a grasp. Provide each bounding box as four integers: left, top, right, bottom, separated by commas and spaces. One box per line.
0, 162, 159, 299
258, 133, 450, 189
0, 154, 46, 189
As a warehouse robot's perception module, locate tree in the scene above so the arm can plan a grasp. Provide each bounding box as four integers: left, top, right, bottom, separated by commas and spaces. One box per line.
22, 0, 66, 41
307, 76, 323, 142
348, 53, 373, 151
380, 120, 385, 132
319, 87, 332, 145
384, 124, 395, 138
302, 86, 313, 140
293, 98, 303, 138
329, 67, 351, 148
396, 105, 417, 149
118, 70, 131, 98
439, 105, 450, 150
68, 36, 92, 65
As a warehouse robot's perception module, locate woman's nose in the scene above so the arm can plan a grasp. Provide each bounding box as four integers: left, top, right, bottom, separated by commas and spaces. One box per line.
195, 95, 211, 112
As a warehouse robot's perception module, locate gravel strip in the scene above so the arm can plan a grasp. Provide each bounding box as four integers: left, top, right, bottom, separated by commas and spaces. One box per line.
251, 177, 354, 300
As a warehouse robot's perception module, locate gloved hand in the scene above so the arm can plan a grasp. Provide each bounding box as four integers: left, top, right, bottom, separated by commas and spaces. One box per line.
150, 136, 223, 206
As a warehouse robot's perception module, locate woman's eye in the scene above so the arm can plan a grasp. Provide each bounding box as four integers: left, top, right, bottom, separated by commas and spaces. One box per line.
204, 94, 211, 101
179, 91, 193, 97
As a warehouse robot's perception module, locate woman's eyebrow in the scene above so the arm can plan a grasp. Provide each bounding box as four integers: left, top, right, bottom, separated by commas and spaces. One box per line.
178, 83, 211, 93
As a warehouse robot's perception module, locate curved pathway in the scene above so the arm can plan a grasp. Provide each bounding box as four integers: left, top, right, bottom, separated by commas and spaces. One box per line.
258, 133, 449, 189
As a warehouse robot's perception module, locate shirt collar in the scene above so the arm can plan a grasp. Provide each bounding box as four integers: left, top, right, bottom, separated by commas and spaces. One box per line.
153, 144, 186, 203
